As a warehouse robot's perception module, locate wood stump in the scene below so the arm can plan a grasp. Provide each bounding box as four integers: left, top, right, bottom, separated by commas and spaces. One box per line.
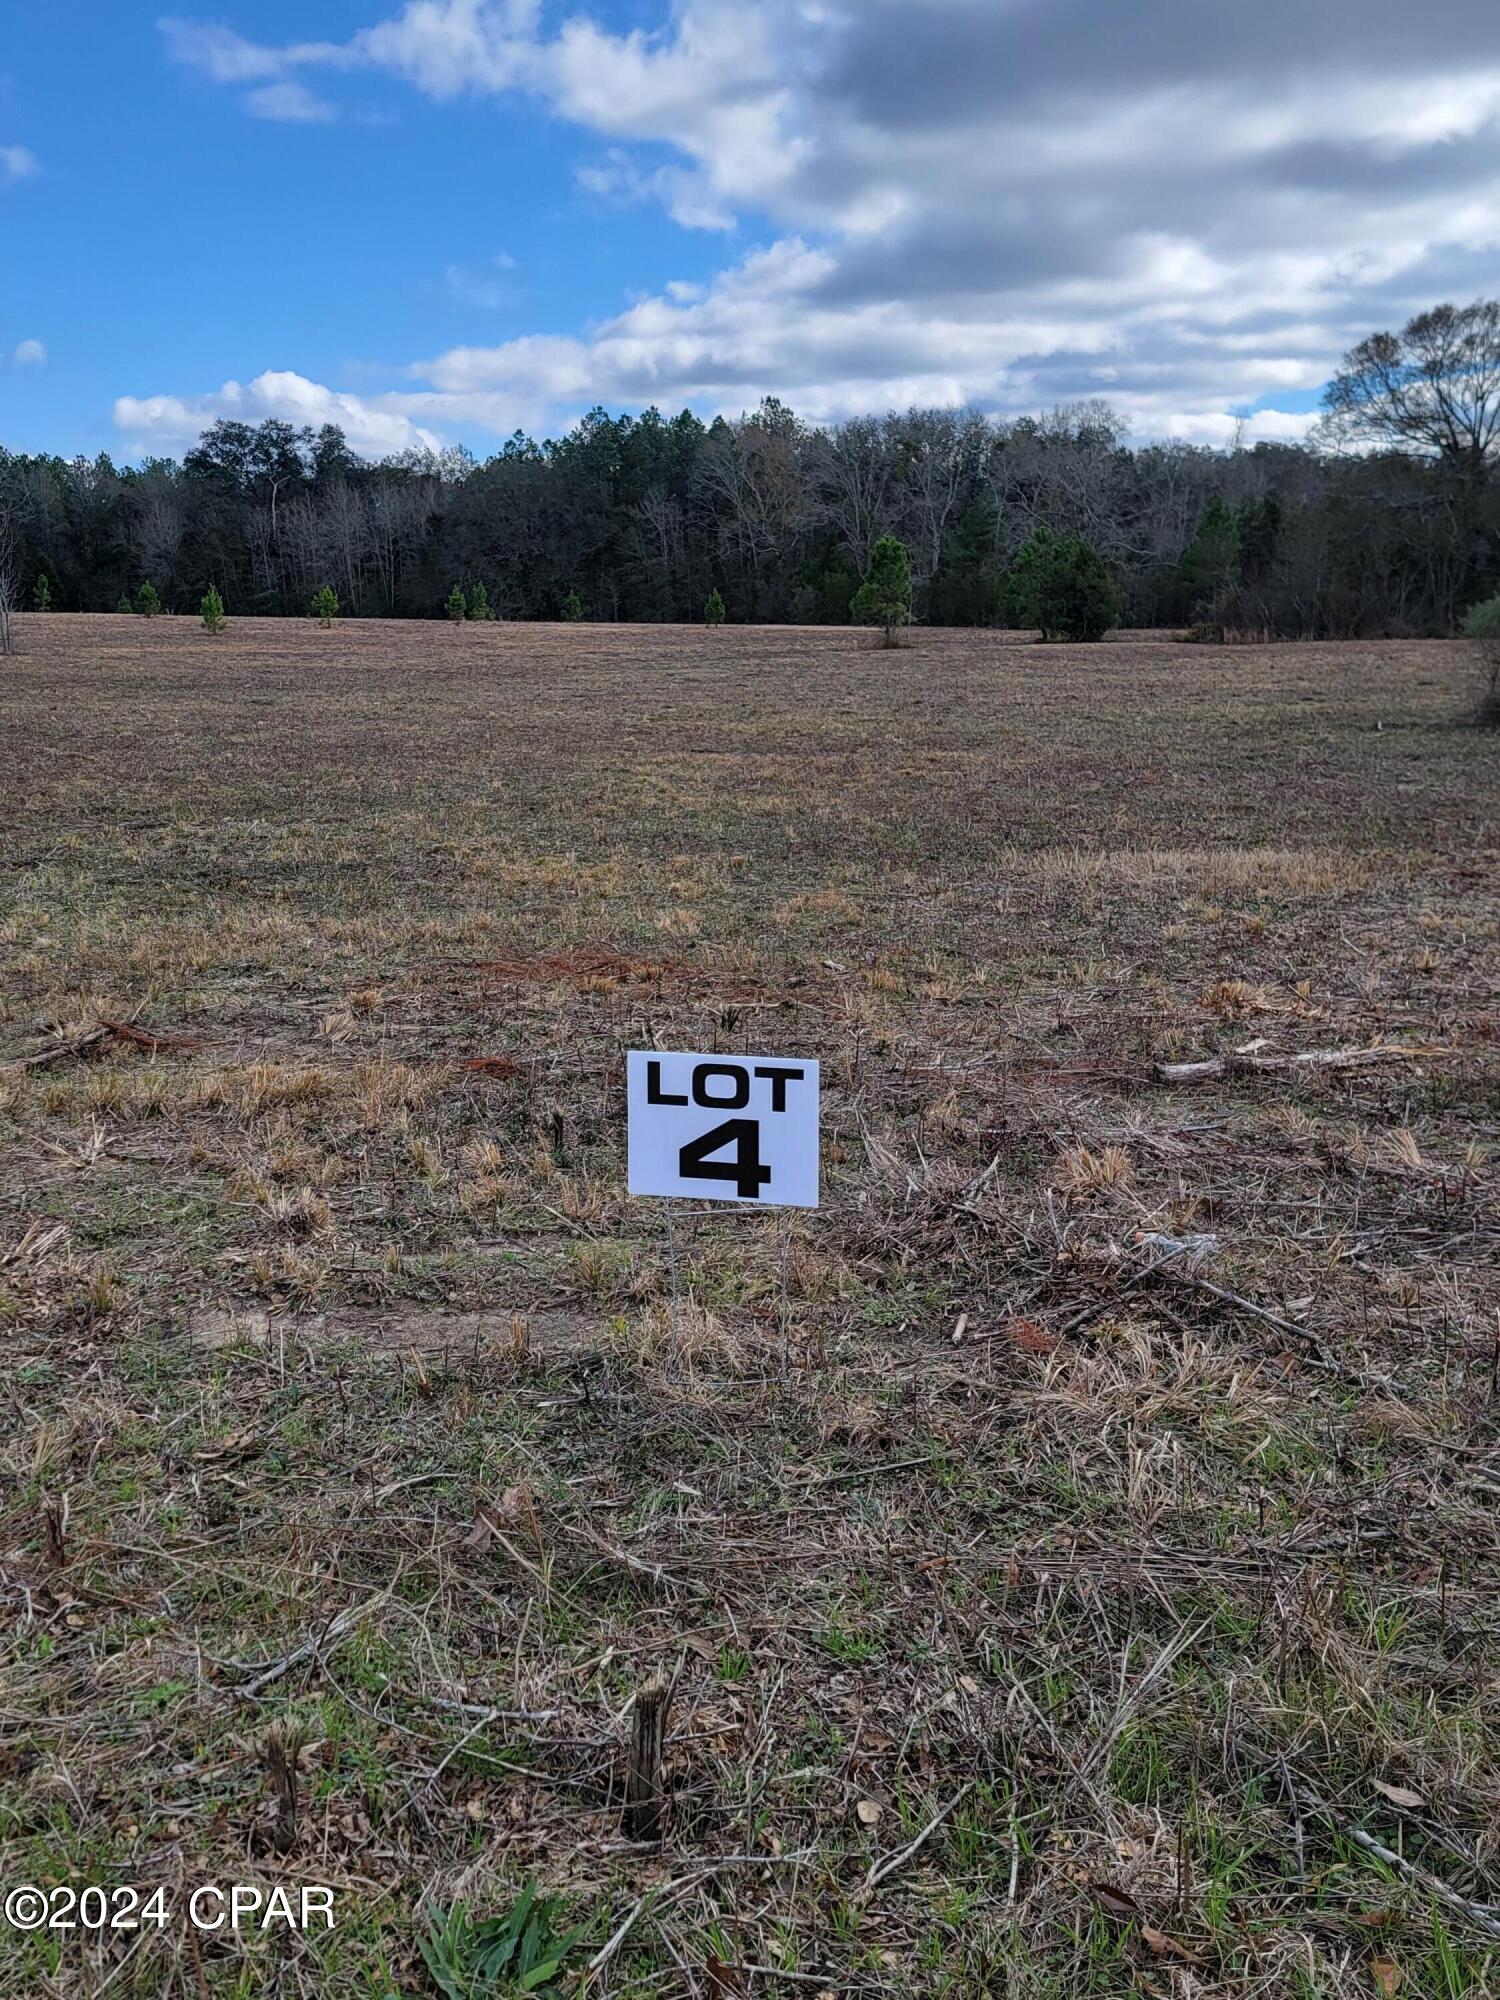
623, 1673, 672, 1842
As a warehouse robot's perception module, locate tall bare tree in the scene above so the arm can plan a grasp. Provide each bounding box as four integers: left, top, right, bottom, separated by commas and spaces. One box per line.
1321, 299, 1500, 483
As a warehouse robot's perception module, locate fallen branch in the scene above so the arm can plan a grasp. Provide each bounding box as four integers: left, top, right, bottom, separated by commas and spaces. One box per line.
559, 1518, 712, 1601
1152, 1268, 1401, 1391
15, 1027, 110, 1070
218, 1593, 386, 1700
1156, 1044, 1418, 1084
858, 1782, 974, 1901
1295, 1789, 1500, 1939
99, 1018, 207, 1053
12, 1019, 205, 1070
1340, 1824, 1500, 1938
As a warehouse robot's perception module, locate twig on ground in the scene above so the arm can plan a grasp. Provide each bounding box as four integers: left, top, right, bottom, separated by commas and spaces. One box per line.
857, 1783, 974, 1901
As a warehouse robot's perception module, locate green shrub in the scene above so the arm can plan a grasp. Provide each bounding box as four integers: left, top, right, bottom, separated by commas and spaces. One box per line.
33, 574, 51, 613
135, 580, 161, 618
311, 585, 339, 628
200, 585, 227, 634
704, 588, 726, 626
445, 583, 468, 623
469, 581, 495, 620
560, 590, 584, 622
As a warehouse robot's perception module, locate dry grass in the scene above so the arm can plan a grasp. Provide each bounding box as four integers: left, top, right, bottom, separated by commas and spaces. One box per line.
2, 615, 1498, 1997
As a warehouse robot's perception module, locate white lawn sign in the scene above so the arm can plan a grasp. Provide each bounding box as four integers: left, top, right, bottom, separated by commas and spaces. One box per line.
626, 1051, 819, 1209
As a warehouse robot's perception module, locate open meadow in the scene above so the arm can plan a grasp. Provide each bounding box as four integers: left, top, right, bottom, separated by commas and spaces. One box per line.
3, 614, 1498, 1998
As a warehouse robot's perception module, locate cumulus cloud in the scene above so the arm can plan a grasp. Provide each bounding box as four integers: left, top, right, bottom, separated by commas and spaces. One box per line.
114, 371, 442, 458
14, 339, 47, 366
1, 144, 40, 182
137, 0, 1500, 451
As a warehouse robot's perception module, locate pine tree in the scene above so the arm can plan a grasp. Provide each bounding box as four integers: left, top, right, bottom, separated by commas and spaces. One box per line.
135, 580, 161, 618
446, 583, 468, 622
929, 496, 1002, 626
850, 536, 912, 645
1179, 499, 1240, 612
200, 585, 227, 633
469, 581, 495, 620
33, 574, 51, 613
704, 588, 726, 626
561, 590, 584, 622
116, 593, 133, 614
1235, 495, 1282, 583
1002, 530, 1118, 642
1043, 537, 1119, 642
311, 585, 339, 627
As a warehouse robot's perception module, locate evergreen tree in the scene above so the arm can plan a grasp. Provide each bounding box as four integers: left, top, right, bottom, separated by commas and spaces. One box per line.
200, 585, 227, 633
929, 496, 1002, 626
1179, 499, 1241, 610
704, 588, 726, 626
311, 585, 339, 627
850, 536, 912, 645
446, 583, 468, 622
1235, 495, 1283, 583
33, 574, 51, 613
116, 593, 133, 614
1042, 537, 1119, 641
135, 580, 161, 618
469, 581, 495, 620
1003, 530, 1119, 641
561, 590, 584, 622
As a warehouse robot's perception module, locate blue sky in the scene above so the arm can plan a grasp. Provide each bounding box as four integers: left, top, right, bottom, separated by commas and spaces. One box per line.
0, 3, 740, 456
4, 1, 1499, 462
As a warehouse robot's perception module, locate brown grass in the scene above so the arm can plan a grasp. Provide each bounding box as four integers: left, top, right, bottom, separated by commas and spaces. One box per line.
2, 615, 1498, 1997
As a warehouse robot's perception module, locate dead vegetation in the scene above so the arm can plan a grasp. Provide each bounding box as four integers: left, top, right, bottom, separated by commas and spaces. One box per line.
1, 616, 1497, 1997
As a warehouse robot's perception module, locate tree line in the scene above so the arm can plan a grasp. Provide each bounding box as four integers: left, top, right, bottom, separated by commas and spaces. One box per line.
3, 300, 1496, 640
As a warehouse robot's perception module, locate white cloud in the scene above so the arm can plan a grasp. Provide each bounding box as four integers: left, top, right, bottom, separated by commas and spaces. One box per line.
114, 371, 442, 458
137, 0, 1500, 451
1, 144, 40, 182
14, 339, 47, 366
245, 80, 337, 122
575, 150, 735, 232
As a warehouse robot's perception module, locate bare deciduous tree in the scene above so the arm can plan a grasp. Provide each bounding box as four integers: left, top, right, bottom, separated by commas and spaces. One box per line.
1321, 299, 1500, 483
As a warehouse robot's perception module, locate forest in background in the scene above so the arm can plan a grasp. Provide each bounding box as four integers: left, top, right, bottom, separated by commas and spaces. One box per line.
4, 299, 1499, 640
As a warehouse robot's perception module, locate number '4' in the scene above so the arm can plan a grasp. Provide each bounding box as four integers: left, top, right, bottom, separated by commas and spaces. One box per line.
678, 1118, 770, 1200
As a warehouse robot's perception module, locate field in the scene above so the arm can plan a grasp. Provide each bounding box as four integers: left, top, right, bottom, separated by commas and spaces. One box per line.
3, 613, 1498, 1999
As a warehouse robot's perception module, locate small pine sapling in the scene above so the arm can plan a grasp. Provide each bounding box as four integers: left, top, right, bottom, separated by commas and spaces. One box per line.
311, 585, 339, 627
135, 580, 162, 618
200, 584, 227, 634
445, 583, 468, 622
850, 536, 912, 646
704, 588, 726, 626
